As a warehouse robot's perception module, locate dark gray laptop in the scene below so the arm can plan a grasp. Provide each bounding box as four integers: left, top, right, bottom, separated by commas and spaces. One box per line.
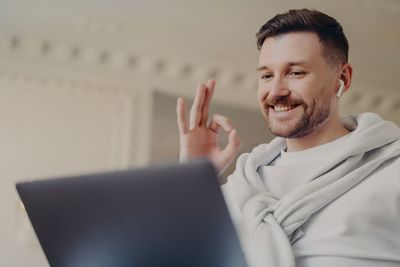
16, 159, 248, 267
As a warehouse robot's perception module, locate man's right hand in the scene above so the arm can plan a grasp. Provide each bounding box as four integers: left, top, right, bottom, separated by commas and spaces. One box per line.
176, 80, 242, 176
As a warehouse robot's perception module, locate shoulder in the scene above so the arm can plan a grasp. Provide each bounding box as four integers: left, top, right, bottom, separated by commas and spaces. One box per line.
375, 153, 400, 180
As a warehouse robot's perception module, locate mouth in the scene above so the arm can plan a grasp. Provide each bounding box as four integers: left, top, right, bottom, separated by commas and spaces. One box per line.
269, 104, 300, 113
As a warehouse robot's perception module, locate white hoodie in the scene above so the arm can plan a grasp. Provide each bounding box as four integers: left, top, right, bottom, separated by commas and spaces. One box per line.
223, 113, 400, 267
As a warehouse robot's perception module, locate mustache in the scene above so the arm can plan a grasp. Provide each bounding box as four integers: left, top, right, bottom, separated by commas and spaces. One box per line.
265, 96, 303, 107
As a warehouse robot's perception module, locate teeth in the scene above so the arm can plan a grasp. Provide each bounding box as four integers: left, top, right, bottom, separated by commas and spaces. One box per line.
274, 105, 295, 112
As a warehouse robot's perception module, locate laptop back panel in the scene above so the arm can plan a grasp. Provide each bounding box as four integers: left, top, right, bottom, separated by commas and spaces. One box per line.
16, 160, 248, 267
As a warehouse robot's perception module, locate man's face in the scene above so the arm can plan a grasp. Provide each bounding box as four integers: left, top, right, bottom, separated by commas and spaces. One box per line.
257, 32, 339, 138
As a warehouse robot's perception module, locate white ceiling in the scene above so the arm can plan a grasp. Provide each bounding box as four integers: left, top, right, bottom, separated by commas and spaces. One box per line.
1, 0, 399, 95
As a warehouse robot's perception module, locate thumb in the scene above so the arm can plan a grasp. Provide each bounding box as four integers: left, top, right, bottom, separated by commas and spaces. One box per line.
221, 129, 242, 164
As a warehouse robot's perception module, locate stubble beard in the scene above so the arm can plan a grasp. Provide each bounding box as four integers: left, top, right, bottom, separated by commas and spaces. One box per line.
266, 99, 331, 138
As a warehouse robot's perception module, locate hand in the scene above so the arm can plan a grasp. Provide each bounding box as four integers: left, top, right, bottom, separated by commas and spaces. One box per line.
176, 80, 242, 176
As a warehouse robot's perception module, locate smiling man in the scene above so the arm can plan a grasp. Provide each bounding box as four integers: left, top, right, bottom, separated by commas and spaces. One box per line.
257, 31, 351, 151
177, 9, 400, 267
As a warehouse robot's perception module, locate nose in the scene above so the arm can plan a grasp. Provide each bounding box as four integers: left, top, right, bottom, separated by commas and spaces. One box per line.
269, 77, 290, 98
258, 76, 290, 102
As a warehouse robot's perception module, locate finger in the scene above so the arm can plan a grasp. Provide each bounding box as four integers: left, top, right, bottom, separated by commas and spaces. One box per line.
208, 119, 221, 133
176, 97, 188, 134
211, 114, 233, 132
200, 79, 216, 126
222, 129, 242, 160
189, 83, 206, 129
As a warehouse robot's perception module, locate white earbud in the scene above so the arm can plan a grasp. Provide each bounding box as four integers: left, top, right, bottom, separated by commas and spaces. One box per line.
337, 79, 345, 98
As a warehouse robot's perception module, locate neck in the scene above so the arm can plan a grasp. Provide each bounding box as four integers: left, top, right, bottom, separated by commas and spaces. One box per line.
286, 115, 350, 152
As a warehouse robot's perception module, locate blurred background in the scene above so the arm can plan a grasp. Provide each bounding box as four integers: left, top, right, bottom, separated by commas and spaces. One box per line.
1, 0, 399, 265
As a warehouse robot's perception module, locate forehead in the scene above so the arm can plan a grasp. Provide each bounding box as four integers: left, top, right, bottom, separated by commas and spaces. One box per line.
258, 32, 325, 68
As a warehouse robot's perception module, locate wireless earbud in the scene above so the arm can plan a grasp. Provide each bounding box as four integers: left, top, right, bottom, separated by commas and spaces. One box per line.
337, 79, 345, 98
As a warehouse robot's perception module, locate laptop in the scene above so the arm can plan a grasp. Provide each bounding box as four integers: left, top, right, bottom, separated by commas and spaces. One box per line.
16, 159, 249, 267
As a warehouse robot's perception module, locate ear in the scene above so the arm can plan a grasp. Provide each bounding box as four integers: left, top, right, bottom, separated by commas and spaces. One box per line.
338, 63, 353, 96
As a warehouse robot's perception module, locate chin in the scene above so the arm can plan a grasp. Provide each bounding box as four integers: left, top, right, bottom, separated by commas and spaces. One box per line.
268, 122, 295, 138
268, 117, 312, 138
270, 127, 297, 138
266, 114, 300, 136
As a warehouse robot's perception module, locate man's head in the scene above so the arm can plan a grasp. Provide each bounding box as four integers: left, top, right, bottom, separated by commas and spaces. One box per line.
256, 9, 352, 140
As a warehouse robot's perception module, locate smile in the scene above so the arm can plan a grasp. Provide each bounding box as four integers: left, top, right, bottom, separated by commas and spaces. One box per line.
272, 104, 299, 112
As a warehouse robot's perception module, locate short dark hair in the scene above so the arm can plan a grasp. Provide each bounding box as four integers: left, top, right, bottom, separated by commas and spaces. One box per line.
256, 9, 349, 66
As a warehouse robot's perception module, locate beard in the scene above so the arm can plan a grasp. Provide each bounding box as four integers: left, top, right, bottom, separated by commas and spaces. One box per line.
265, 96, 331, 138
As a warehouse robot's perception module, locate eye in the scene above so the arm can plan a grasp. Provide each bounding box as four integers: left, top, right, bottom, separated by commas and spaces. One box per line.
289, 71, 306, 78
260, 72, 273, 80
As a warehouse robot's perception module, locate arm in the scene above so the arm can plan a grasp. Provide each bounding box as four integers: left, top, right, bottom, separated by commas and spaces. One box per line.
176, 79, 242, 176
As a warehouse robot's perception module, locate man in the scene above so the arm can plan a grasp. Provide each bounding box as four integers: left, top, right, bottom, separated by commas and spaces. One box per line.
176, 9, 400, 267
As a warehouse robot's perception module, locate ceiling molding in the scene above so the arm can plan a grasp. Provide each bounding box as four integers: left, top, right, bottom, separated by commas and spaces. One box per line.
0, 35, 256, 90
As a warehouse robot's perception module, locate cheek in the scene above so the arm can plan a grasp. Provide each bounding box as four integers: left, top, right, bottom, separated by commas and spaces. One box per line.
256, 87, 267, 113
297, 81, 324, 102
256, 91, 262, 103
257, 85, 267, 102
304, 86, 333, 112
315, 85, 333, 102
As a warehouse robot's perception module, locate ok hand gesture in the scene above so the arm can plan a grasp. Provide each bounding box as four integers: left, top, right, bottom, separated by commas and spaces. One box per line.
176, 80, 242, 176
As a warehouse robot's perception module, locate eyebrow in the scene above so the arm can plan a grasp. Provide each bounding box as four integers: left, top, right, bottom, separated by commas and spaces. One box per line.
257, 61, 308, 71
